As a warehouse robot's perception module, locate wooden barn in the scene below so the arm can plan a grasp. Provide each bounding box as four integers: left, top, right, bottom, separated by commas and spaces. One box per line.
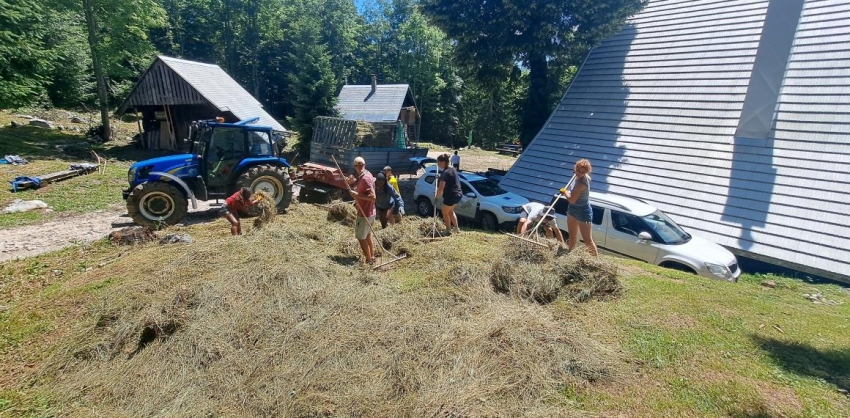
116, 56, 285, 151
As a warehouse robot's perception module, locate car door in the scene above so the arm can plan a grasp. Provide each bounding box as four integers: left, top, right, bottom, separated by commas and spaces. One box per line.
606, 210, 660, 262
552, 201, 606, 246
455, 181, 479, 218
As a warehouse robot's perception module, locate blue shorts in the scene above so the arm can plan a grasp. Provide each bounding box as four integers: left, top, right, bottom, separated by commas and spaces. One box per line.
568, 205, 592, 223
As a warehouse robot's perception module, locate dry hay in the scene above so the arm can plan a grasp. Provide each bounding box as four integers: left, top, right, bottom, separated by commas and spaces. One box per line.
251, 191, 276, 228
326, 202, 357, 226
491, 241, 622, 304
354, 120, 396, 147
38, 204, 623, 416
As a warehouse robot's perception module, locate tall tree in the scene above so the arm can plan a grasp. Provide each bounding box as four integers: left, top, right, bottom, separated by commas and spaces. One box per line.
285, 16, 339, 154
76, 0, 164, 138
422, 0, 646, 146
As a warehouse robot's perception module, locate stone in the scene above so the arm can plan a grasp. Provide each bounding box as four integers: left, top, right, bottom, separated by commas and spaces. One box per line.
70, 116, 84, 124
761, 280, 777, 289
28, 118, 54, 129
10, 120, 20, 127
160, 233, 194, 245
13, 114, 35, 120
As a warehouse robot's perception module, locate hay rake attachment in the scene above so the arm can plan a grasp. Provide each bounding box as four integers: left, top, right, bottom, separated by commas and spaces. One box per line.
330, 156, 408, 269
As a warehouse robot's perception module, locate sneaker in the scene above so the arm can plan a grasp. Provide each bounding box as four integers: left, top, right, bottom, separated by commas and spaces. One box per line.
441, 229, 453, 236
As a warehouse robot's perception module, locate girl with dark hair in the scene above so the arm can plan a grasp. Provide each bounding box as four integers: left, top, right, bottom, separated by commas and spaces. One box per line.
436, 153, 462, 234
374, 172, 404, 228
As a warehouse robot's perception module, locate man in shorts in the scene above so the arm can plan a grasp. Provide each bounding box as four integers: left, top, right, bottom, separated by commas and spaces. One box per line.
347, 156, 377, 264
515, 201, 565, 244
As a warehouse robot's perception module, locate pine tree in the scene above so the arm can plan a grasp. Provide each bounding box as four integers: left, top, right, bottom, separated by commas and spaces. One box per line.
285, 19, 339, 155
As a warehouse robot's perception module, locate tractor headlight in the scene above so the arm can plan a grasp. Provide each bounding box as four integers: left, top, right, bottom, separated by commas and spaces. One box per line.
502, 206, 524, 214
705, 262, 732, 280
128, 167, 137, 183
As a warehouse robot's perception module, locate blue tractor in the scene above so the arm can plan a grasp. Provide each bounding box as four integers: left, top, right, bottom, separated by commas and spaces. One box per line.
123, 118, 293, 227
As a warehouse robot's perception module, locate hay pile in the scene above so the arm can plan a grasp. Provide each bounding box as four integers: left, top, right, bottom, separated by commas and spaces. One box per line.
326, 202, 357, 226
251, 191, 276, 228
354, 120, 396, 147
491, 240, 621, 304
39, 204, 624, 416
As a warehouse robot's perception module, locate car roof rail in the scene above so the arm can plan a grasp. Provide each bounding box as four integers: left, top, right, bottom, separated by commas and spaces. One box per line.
604, 191, 648, 204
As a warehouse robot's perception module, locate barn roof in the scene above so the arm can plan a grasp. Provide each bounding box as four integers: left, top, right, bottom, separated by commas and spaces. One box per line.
335, 84, 414, 123
117, 56, 285, 132
500, 0, 850, 283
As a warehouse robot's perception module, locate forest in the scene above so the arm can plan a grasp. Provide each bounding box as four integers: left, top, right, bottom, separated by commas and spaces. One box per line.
1, 0, 644, 147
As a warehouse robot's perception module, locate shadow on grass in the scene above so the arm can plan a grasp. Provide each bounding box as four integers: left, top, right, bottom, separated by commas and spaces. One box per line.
0, 125, 169, 164
752, 335, 850, 394
329, 255, 359, 266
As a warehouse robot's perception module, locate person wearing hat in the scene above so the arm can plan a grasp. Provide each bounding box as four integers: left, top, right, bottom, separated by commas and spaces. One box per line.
382, 166, 404, 223
347, 156, 377, 264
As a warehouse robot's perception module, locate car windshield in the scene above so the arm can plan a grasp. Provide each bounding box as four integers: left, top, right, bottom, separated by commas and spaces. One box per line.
468, 179, 507, 197
641, 210, 691, 245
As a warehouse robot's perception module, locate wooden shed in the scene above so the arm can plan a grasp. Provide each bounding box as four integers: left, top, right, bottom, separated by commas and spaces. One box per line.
116, 56, 285, 151
335, 76, 420, 144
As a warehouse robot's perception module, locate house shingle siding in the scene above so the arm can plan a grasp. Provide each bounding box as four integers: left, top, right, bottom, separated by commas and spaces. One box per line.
501, 0, 850, 282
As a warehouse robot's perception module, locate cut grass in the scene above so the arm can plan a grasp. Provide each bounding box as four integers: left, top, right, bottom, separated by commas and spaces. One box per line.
0, 110, 162, 228
0, 205, 848, 416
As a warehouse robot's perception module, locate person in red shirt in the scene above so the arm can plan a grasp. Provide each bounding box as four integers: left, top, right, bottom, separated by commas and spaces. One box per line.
224, 187, 258, 235
347, 156, 376, 264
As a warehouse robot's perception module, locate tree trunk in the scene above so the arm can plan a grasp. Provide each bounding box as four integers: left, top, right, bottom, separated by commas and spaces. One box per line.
520, 52, 549, 148
82, 0, 111, 140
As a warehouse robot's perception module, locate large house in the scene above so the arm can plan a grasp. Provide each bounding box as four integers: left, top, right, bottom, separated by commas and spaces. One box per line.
501, 0, 850, 283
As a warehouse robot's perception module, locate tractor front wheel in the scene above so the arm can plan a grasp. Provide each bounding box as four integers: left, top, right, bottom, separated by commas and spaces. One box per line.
127, 182, 188, 228
236, 165, 293, 213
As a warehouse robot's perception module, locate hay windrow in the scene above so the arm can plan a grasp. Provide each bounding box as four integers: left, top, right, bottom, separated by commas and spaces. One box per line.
491, 241, 622, 304
39, 203, 623, 417
326, 202, 357, 226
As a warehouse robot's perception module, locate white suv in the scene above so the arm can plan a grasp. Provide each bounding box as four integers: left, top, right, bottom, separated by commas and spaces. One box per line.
550, 192, 741, 281
413, 167, 529, 231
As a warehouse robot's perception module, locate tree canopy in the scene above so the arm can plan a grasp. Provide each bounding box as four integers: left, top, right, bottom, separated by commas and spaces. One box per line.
0, 0, 644, 148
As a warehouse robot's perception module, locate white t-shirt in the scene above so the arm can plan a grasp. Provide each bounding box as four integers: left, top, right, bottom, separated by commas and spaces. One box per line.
521, 202, 547, 220
450, 154, 460, 165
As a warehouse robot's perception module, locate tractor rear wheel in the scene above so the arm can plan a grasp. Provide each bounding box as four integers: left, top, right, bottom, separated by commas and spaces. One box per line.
236, 165, 293, 213
127, 182, 188, 228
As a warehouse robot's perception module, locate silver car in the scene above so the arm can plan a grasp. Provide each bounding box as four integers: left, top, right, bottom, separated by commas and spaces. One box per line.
551, 192, 741, 281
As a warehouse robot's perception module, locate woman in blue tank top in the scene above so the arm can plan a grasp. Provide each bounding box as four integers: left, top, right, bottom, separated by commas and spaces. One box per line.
563, 159, 599, 256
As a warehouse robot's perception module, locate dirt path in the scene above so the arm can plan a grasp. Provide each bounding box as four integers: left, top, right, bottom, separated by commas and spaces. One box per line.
0, 203, 218, 263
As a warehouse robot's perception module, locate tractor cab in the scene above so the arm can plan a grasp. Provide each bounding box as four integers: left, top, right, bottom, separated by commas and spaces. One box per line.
124, 118, 293, 228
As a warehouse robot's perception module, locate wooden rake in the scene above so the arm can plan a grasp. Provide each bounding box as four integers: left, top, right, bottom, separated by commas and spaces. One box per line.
506, 173, 577, 247
330, 155, 407, 269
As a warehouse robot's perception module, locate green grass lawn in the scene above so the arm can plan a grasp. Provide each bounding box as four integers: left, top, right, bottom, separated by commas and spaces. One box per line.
0, 111, 161, 228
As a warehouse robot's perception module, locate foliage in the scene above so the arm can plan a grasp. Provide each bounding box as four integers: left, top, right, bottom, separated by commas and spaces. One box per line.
422, 0, 647, 147
0, 0, 52, 107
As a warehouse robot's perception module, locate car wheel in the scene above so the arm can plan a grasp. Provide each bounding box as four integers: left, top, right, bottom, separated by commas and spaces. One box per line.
660, 261, 697, 275
416, 197, 433, 217
480, 212, 498, 232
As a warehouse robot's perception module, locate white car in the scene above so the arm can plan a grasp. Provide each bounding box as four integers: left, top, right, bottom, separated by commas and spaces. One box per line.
413, 167, 529, 231
550, 192, 741, 281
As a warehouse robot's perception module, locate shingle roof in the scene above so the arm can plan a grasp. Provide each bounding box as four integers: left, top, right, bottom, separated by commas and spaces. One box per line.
500, 0, 850, 283
118, 56, 285, 132
335, 84, 411, 122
